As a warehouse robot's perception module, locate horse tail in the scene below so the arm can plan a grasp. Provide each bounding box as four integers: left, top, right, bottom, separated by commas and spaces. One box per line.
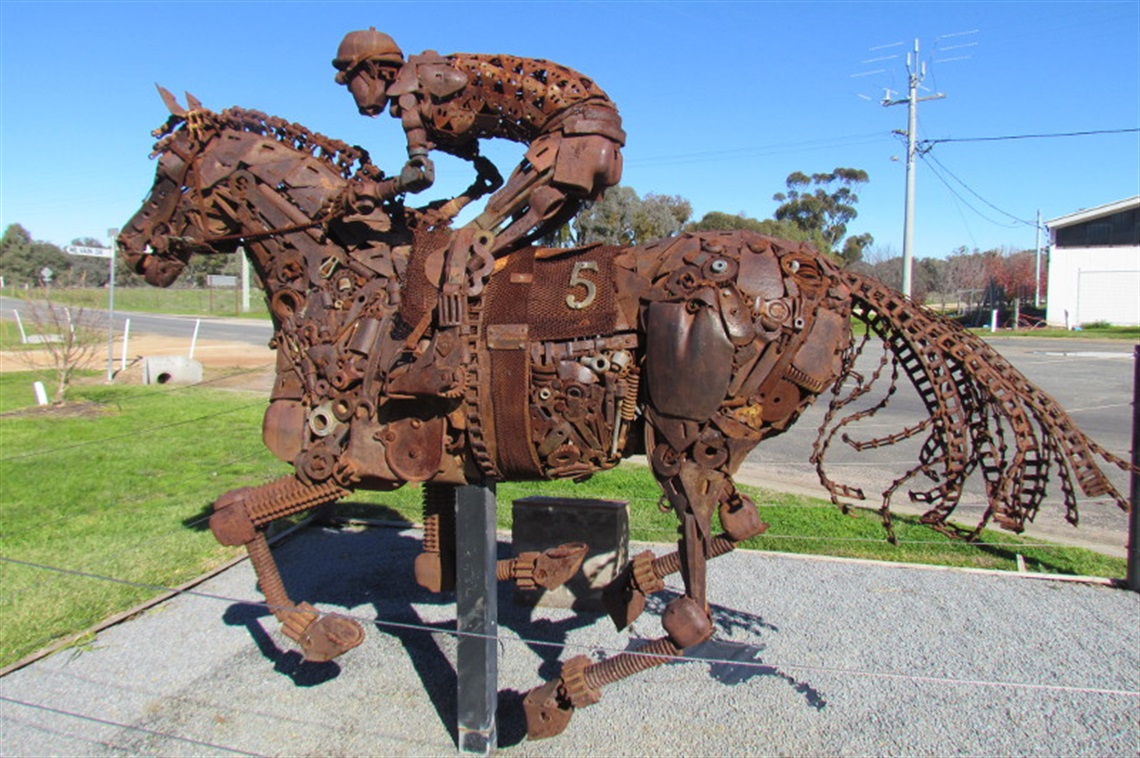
812, 270, 1131, 540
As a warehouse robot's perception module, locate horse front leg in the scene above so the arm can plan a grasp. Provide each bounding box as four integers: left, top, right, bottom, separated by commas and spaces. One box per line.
210, 475, 365, 662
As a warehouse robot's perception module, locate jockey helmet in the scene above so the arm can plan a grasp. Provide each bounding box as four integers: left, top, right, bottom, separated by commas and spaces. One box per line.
333, 28, 404, 76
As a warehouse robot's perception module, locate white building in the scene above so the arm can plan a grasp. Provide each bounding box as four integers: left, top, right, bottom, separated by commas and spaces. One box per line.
1045, 196, 1140, 327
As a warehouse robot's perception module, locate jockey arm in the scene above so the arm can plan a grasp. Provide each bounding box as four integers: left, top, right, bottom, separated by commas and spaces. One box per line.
394, 94, 436, 194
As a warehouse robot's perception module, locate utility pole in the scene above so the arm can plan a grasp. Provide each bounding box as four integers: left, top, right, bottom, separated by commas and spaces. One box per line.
1034, 209, 1043, 308
883, 39, 945, 298
106, 228, 119, 382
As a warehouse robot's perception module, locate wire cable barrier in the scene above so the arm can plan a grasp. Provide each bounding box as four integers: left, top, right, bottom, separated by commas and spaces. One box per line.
2, 548, 1136, 754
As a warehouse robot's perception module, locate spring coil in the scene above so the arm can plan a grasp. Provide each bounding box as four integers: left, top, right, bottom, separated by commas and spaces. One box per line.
246, 533, 291, 616
583, 637, 681, 689
620, 370, 640, 422
421, 483, 456, 554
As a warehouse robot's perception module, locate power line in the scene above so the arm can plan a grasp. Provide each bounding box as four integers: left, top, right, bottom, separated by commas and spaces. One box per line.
921, 128, 1139, 148
0, 399, 263, 462
0, 696, 262, 756
626, 131, 888, 168
920, 152, 1036, 228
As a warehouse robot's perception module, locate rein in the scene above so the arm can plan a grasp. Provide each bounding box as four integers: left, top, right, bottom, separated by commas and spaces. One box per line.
203, 215, 332, 246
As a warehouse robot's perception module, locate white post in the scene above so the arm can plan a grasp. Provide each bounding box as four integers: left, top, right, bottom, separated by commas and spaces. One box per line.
189, 318, 201, 360
1075, 269, 1082, 329
33, 381, 49, 406
990, 309, 999, 333
882, 39, 944, 299
240, 246, 251, 313
121, 318, 131, 373
1034, 210, 1043, 308
900, 41, 919, 298
13, 309, 27, 344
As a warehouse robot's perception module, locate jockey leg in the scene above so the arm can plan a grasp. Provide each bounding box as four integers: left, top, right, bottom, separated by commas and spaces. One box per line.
483, 183, 570, 255
386, 229, 492, 398
210, 476, 365, 662
469, 129, 620, 256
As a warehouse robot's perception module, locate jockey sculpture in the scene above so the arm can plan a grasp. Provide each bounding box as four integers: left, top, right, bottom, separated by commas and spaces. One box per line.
333, 27, 626, 254
332, 28, 626, 397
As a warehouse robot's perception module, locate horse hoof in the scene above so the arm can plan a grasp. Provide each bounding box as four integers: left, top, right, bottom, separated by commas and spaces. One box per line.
531, 542, 588, 590
601, 580, 646, 631
298, 614, 365, 663
522, 679, 575, 740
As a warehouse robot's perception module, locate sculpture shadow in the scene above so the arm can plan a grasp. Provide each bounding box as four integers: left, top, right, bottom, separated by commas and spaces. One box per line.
220, 523, 821, 748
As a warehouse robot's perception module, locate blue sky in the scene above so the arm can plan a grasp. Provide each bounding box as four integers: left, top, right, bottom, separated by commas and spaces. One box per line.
2, 0, 1137, 259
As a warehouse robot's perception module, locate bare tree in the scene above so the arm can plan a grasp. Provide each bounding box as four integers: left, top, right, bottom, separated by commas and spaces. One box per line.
17, 297, 104, 403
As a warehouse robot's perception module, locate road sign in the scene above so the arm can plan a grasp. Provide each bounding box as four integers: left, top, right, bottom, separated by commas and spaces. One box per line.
206, 274, 238, 288
65, 245, 113, 259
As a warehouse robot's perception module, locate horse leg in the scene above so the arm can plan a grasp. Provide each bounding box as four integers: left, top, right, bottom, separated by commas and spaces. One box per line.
524, 428, 766, 734
525, 441, 758, 739
602, 481, 768, 630
414, 483, 458, 593
210, 475, 365, 662
415, 482, 587, 594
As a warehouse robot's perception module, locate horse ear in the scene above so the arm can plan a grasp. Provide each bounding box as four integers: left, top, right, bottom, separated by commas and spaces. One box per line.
155, 84, 187, 116
184, 91, 203, 110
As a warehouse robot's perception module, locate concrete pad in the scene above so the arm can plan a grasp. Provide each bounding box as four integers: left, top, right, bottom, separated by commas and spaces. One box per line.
1, 525, 1137, 756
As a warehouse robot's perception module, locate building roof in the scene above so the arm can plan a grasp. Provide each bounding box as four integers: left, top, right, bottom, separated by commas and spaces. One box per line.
1045, 195, 1140, 229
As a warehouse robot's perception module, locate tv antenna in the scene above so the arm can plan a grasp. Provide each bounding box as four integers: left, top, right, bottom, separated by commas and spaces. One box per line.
850, 31, 977, 296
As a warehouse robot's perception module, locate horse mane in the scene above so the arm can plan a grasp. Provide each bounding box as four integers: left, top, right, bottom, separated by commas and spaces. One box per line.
151, 106, 384, 182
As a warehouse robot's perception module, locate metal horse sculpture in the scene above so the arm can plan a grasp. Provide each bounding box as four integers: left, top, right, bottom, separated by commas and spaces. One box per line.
119, 101, 1131, 739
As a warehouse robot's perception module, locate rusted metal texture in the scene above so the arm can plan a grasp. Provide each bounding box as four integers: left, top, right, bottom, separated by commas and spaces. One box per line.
121, 71, 1133, 741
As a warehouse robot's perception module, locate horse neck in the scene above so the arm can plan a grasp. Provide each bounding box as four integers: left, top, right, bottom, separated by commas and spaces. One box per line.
203, 133, 347, 300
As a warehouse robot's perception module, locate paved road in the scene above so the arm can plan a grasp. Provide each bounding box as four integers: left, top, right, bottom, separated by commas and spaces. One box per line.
1, 525, 1137, 756
741, 336, 1137, 557
0, 296, 274, 347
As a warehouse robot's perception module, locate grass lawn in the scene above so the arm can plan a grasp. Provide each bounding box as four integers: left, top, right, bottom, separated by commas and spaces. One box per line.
0, 372, 1128, 669
988, 324, 1140, 340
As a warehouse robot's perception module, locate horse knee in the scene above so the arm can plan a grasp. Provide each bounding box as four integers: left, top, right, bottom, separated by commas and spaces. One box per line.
209, 487, 256, 546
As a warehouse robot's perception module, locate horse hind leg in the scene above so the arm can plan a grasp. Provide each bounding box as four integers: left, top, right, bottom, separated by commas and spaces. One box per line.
526, 432, 767, 739
601, 462, 768, 630
210, 475, 365, 662
414, 483, 588, 595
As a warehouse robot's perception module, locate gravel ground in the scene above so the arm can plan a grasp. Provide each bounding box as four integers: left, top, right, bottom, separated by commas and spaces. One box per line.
2, 524, 1137, 756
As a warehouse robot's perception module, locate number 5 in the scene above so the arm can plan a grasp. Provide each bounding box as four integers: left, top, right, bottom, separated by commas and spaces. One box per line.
566, 261, 599, 310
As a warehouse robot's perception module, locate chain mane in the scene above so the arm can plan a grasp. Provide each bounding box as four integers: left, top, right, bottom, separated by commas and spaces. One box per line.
151, 106, 384, 182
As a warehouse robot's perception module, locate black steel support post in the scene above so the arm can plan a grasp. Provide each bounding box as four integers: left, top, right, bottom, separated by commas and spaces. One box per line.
1127, 345, 1139, 591
455, 483, 499, 753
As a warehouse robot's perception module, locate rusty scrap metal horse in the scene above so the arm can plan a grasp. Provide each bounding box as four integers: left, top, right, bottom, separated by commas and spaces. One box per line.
119, 102, 1131, 739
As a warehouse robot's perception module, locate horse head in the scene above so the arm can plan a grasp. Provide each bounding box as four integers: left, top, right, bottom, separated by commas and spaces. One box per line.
117, 91, 226, 286
118, 88, 398, 291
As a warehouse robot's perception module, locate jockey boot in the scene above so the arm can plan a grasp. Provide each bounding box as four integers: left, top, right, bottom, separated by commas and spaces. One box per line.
386, 228, 493, 398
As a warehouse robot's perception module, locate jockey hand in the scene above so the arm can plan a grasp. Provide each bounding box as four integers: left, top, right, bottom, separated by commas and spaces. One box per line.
397, 154, 435, 194
471, 155, 504, 196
